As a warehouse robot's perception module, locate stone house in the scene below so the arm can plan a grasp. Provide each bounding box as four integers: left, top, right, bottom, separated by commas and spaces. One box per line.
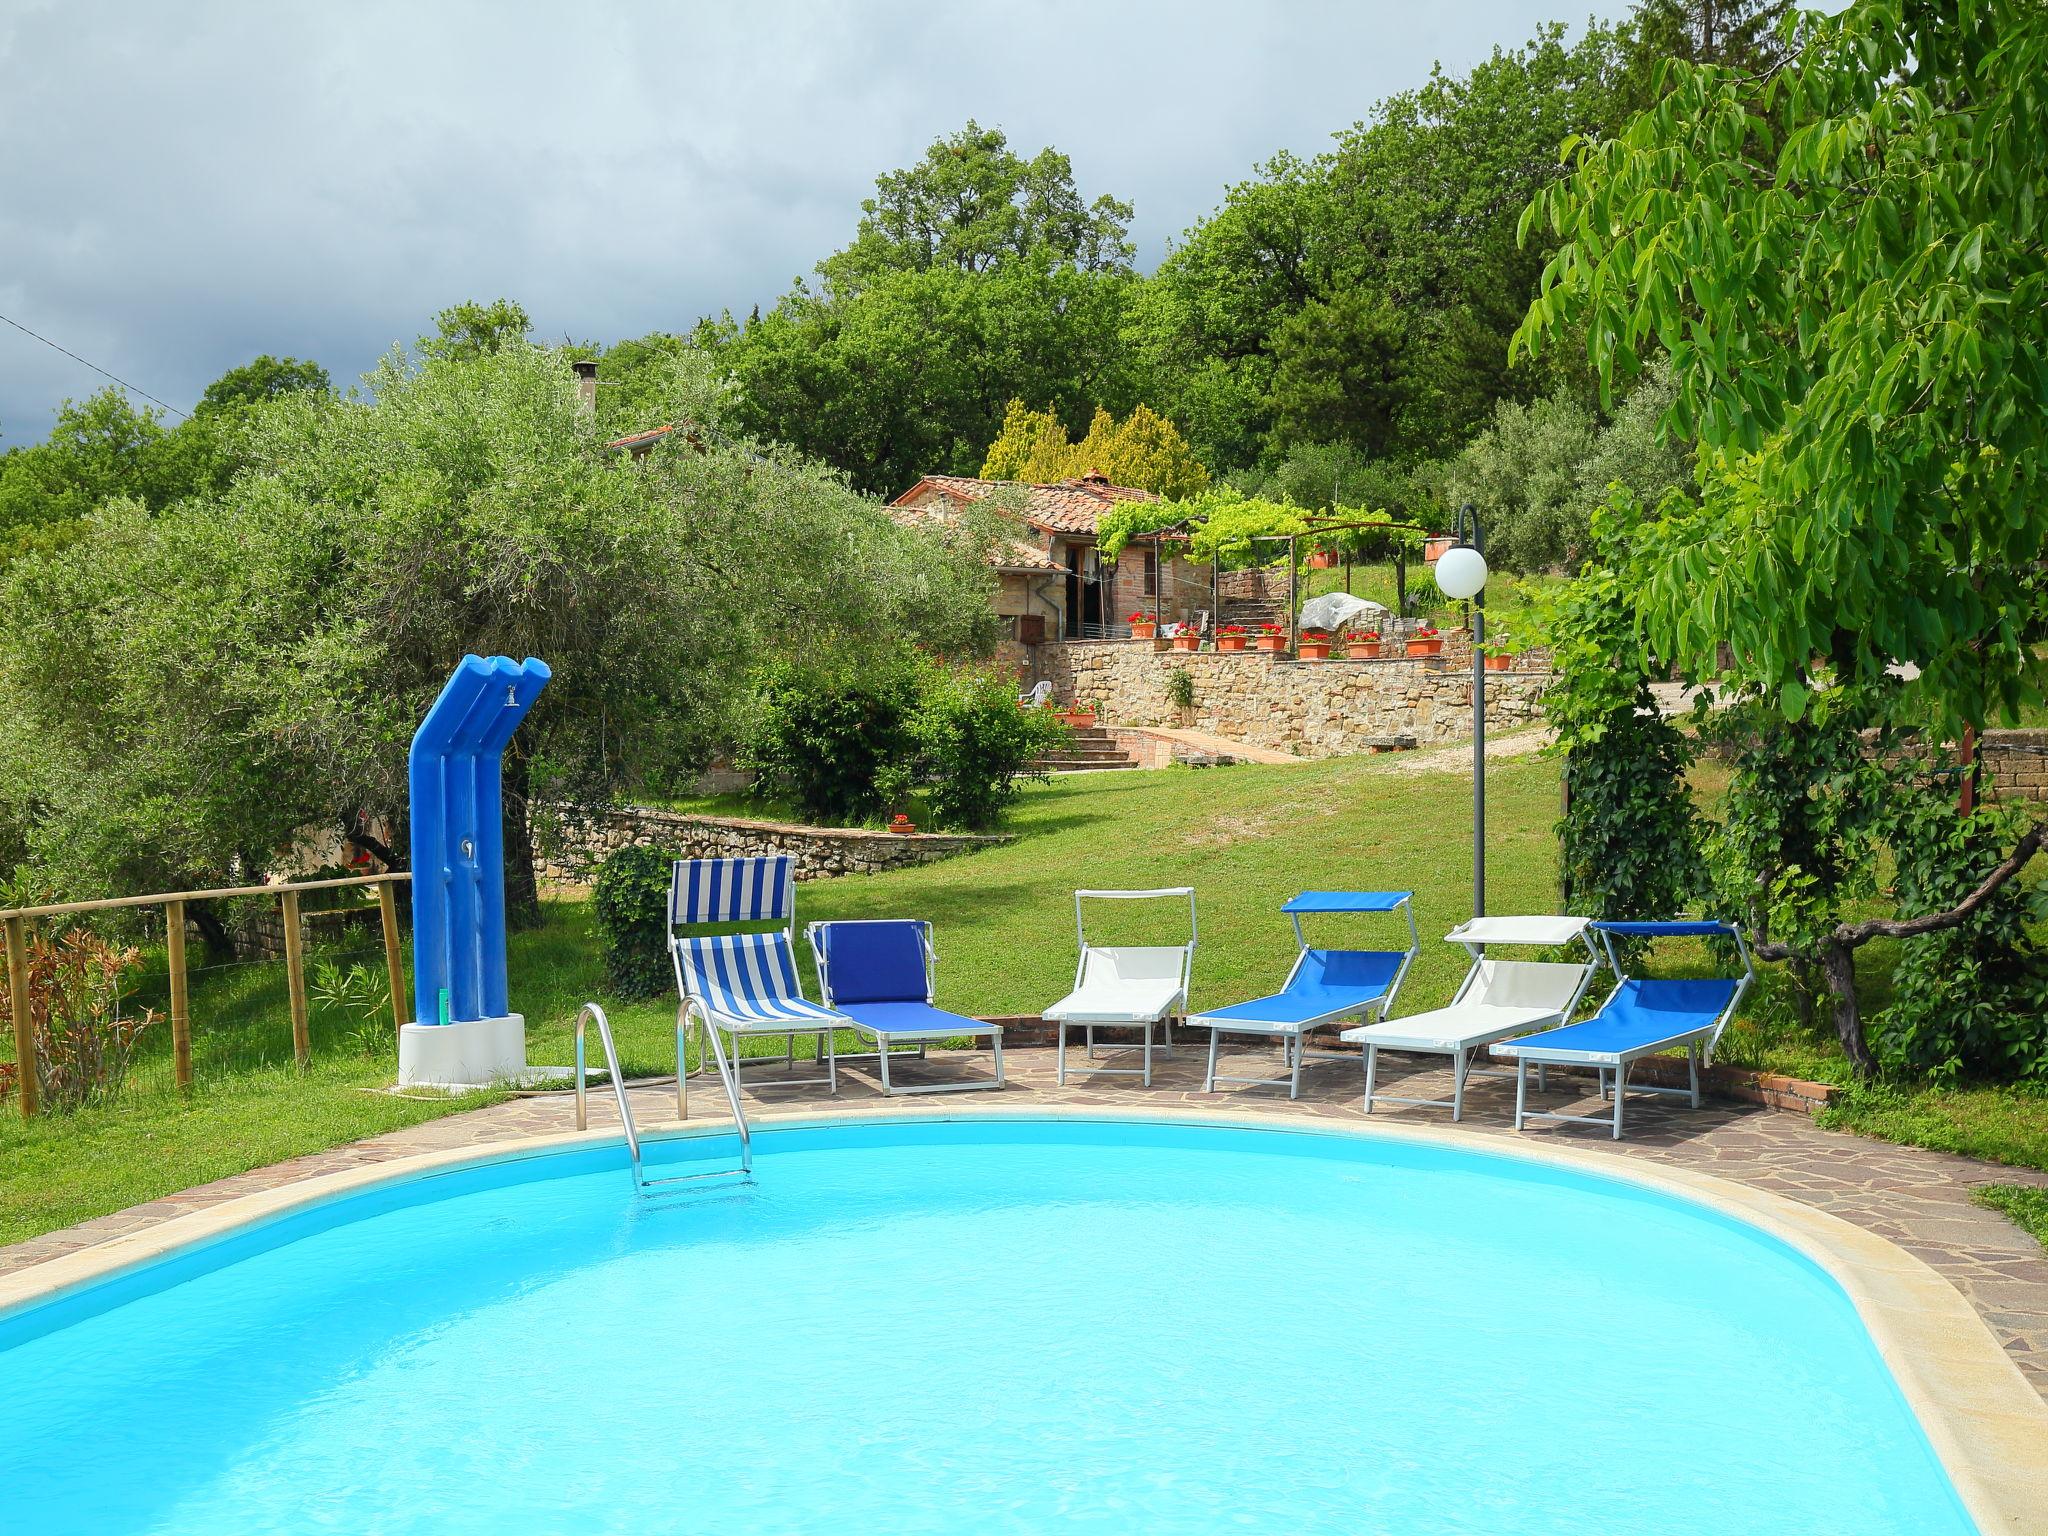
889, 473, 1207, 657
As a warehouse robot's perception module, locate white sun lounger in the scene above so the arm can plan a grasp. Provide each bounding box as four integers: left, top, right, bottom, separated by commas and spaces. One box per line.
1342, 915, 1601, 1121
1041, 887, 1196, 1087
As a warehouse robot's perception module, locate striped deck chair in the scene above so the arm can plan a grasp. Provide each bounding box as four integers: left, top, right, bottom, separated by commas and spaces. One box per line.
669, 856, 842, 1099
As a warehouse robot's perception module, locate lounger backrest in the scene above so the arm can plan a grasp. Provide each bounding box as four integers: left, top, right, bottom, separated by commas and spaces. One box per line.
678, 932, 808, 1020
1288, 948, 1405, 998
669, 856, 795, 929
813, 920, 930, 1004
1467, 959, 1591, 1013
1079, 945, 1187, 988
1604, 976, 1741, 1043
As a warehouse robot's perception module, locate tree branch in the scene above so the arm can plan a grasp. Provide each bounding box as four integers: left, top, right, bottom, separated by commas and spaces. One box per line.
1754, 823, 2044, 962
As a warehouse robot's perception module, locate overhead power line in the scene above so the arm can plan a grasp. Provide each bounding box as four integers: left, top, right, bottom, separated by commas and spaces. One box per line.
0, 310, 190, 419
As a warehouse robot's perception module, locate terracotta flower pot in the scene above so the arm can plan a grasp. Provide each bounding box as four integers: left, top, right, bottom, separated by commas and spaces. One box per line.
889, 814, 917, 835
1307, 550, 1338, 570
1406, 636, 1442, 657
1216, 634, 1248, 653
1057, 710, 1096, 728
1255, 635, 1288, 654
1170, 633, 1201, 652
1130, 622, 1157, 641
1298, 639, 1331, 660
1486, 652, 1515, 672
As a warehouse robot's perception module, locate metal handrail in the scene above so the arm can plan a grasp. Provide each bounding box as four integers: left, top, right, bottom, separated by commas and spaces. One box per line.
575, 999, 752, 1192
575, 1002, 644, 1187
683, 999, 753, 1174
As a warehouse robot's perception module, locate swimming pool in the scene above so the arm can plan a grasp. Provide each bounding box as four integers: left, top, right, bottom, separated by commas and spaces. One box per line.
1, 1117, 1978, 1535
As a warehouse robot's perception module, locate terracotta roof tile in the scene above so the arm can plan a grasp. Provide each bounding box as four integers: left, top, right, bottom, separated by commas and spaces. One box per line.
896, 474, 1158, 537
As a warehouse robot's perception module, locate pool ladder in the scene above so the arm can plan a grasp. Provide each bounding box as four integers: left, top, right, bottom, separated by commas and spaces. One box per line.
574, 1002, 752, 1192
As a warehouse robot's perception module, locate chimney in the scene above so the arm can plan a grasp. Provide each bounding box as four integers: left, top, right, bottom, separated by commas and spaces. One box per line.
571, 358, 598, 416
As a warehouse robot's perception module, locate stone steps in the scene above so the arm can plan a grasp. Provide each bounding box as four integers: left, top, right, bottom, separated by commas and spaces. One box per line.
1029, 725, 1141, 774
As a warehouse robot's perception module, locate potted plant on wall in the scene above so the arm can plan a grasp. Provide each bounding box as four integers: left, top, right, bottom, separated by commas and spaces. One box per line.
1406, 624, 1442, 658
1343, 629, 1381, 659
1255, 623, 1288, 654
1215, 623, 1248, 653
1056, 701, 1098, 728
1297, 628, 1332, 660
1168, 622, 1202, 653
1128, 610, 1158, 641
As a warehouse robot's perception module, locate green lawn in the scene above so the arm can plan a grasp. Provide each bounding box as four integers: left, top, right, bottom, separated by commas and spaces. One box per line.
6, 747, 2047, 1250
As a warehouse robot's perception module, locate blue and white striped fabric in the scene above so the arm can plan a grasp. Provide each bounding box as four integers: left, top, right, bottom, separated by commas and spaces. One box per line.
678, 933, 841, 1030
669, 856, 795, 928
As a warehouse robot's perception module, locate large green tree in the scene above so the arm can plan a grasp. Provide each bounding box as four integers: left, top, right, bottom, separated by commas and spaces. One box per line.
705, 125, 1142, 495
1131, 23, 1626, 472
1519, 0, 2048, 1075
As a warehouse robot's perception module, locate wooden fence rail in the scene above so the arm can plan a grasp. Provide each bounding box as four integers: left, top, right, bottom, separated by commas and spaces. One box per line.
1, 872, 412, 1121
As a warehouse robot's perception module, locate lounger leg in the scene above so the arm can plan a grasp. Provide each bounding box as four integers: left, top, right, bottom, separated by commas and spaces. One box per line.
1086, 1022, 1095, 1062
878, 1038, 894, 1096
992, 1031, 1006, 1088
1204, 1027, 1220, 1093
1363, 1044, 1378, 1115
825, 1029, 837, 1095
1452, 1047, 1468, 1122
785, 1032, 794, 1069
1612, 1062, 1627, 1139
1141, 1021, 1153, 1089
1537, 1062, 1547, 1095
1514, 1058, 1527, 1131
1161, 1016, 1173, 1056
1688, 1043, 1701, 1108
1289, 1033, 1304, 1100
1057, 1021, 1068, 1086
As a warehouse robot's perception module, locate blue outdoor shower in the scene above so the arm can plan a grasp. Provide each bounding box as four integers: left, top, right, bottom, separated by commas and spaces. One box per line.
407, 654, 551, 1029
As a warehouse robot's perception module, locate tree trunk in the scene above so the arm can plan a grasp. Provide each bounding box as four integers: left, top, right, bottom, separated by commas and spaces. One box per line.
1818, 940, 1875, 1078
501, 746, 542, 931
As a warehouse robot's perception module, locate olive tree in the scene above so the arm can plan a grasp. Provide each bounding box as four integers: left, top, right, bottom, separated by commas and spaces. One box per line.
0, 337, 996, 924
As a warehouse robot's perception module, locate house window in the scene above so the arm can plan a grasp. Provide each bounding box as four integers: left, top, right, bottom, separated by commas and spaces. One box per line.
1142, 549, 1158, 597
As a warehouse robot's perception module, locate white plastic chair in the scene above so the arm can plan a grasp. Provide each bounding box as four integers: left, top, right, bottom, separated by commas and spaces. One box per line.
1344, 915, 1600, 1121
1041, 888, 1196, 1087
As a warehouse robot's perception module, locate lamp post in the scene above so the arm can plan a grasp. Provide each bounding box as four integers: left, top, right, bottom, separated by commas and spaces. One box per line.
1435, 504, 1489, 918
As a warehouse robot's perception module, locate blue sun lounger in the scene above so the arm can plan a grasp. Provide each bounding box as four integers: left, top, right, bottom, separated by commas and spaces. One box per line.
1489, 919, 1754, 1139
807, 919, 1006, 1095
1190, 891, 1419, 1099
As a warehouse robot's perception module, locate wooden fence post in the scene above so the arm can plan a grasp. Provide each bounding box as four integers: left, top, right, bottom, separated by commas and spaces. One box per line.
5, 915, 35, 1120
377, 878, 409, 1039
165, 899, 192, 1093
281, 890, 310, 1069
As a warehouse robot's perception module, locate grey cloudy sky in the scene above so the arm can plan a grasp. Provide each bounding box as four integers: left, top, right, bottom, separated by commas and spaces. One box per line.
0, 0, 1619, 442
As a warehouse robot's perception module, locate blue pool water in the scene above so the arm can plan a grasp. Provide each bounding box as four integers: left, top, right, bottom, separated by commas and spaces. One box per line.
1, 1118, 1974, 1535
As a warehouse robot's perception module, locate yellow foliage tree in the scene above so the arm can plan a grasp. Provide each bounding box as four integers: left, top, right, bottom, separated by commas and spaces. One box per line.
978, 400, 1209, 499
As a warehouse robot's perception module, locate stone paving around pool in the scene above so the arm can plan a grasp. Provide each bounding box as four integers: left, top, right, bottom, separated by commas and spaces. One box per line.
7, 1042, 2047, 1405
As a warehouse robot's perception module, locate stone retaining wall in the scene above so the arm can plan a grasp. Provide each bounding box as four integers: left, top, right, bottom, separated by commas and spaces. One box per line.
1031, 639, 1549, 757
1979, 730, 2048, 803
536, 805, 1010, 886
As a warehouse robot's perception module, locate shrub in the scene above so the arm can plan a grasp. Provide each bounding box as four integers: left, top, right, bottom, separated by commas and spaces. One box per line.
1164, 667, 1196, 714
310, 957, 394, 1057
0, 928, 158, 1112
591, 843, 680, 999
741, 651, 925, 824
1874, 784, 2048, 1082
912, 667, 1068, 830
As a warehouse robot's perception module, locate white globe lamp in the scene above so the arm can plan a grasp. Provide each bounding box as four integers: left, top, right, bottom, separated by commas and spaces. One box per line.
1436, 543, 1488, 601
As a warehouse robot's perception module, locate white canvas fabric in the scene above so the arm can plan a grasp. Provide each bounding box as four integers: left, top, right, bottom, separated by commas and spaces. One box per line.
1043, 946, 1187, 1024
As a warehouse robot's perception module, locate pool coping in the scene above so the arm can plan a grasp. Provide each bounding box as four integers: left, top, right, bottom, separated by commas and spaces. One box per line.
3, 1103, 2044, 1535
